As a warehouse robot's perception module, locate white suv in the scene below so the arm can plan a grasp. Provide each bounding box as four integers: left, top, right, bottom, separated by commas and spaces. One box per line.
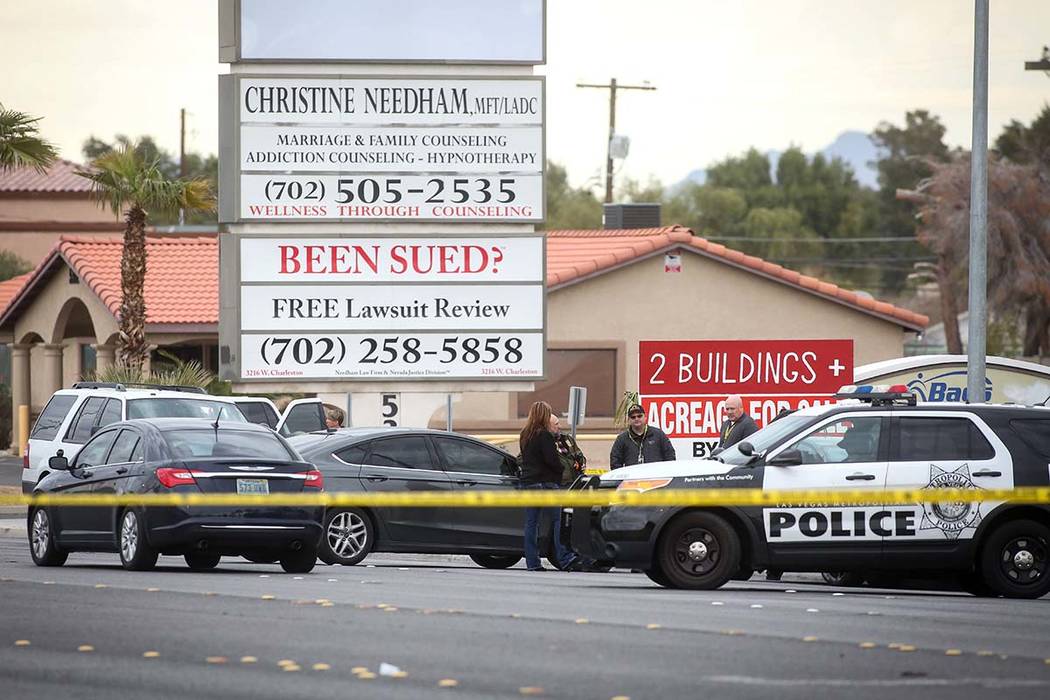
21, 382, 326, 493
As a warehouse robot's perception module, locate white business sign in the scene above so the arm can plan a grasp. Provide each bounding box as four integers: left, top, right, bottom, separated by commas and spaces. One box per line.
240, 284, 544, 331
235, 235, 545, 381
223, 76, 544, 223
231, 0, 545, 64
241, 332, 544, 380
239, 237, 544, 283
239, 173, 543, 221
239, 77, 543, 125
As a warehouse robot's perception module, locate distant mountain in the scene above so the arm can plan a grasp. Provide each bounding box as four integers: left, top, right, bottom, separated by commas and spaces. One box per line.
678, 130, 880, 191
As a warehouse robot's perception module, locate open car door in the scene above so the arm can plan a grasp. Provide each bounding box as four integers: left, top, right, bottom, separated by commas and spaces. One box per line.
275, 398, 328, 437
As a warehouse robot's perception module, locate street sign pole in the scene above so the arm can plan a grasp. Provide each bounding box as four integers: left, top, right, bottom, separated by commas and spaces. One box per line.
967, 0, 989, 404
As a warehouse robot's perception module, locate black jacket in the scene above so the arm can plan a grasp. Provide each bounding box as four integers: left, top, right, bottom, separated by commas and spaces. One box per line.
520, 430, 563, 485
609, 425, 676, 469
718, 414, 759, 448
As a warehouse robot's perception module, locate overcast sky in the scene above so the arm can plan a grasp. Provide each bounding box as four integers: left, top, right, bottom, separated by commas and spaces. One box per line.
3, 0, 1048, 189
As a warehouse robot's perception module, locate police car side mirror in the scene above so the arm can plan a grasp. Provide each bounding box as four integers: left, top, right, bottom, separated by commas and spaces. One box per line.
48, 450, 70, 471
737, 441, 754, 456
767, 449, 802, 467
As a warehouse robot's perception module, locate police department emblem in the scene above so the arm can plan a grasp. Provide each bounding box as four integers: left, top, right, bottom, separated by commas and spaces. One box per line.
919, 464, 982, 540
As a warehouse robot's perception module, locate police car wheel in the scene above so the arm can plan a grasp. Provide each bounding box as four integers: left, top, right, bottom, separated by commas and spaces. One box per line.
979, 519, 1050, 599
657, 512, 741, 590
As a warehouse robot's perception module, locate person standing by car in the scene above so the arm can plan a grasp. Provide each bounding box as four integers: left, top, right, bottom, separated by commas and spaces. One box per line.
520, 401, 579, 571
610, 404, 675, 469
717, 395, 758, 449
550, 414, 586, 486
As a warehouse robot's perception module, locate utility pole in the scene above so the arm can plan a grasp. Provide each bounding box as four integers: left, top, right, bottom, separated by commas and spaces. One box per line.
966, 0, 989, 403
179, 108, 187, 226
576, 79, 656, 203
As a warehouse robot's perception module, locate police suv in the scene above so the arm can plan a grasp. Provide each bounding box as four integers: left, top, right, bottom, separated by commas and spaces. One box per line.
568, 386, 1050, 598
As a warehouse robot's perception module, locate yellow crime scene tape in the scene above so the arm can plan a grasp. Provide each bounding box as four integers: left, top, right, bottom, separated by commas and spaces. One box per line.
3, 487, 1050, 509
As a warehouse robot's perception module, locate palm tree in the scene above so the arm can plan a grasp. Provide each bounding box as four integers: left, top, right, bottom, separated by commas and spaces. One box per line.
77, 144, 215, 370
0, 104, 58, 172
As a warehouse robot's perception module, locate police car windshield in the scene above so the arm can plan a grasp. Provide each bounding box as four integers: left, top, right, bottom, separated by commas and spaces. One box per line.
718, 415, 815, 465
127, 398, 248, 423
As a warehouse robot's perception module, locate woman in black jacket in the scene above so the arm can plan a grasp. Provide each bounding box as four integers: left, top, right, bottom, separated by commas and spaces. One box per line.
519, 401, 579, 571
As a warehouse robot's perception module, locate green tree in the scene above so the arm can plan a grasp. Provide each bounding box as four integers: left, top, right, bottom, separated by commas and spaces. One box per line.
542, 160, 602, 230
0, 104, 58, 173
871, 110, 950, 294
77, 143, 215, 370
83, 134, 219, 225
996, 104, 1050, 168
0, 250, 31, 282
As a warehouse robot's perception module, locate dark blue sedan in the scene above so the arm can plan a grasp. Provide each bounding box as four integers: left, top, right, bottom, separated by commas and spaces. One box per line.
28, 419, 324, 573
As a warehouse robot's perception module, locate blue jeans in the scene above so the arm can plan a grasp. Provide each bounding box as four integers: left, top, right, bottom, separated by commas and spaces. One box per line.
522, 482, 576, 570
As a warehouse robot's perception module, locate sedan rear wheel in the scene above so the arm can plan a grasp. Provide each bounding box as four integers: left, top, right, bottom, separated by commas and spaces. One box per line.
118, 509, 157, 571
28, 508, 67, 567
470, 554, 523, 569
184, 551, 222, 571
319, 508, 374, 566
280, 547, 317, 574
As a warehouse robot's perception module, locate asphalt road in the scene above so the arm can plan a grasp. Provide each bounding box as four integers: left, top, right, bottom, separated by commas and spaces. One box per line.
1, 536, 1049, 700
1, 455, 22, 489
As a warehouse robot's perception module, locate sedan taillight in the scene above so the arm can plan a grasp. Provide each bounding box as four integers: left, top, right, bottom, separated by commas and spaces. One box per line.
300, 470, 324, 489
155, 467, 200, 488
23, 443, 29, 471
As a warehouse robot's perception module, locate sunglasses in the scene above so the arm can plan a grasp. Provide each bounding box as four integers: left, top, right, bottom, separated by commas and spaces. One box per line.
629, 413, 645, 419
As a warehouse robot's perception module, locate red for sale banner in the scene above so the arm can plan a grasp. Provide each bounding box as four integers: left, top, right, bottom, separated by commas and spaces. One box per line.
640, 339, 854, 395
638, 339, 854, 460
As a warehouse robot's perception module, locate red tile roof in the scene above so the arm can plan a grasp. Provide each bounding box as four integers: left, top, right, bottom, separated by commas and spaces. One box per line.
546, 226, 928, 330
0, 273, 31, 311
0, 159, 94, 194
1, 226, 927, 332
58, 236, 218, 324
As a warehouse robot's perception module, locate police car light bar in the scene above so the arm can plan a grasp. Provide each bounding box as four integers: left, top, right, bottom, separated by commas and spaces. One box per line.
834, 384, 917, 406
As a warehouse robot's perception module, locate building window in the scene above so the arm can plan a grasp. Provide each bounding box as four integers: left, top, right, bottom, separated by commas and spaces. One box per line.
517, 348, 616, 418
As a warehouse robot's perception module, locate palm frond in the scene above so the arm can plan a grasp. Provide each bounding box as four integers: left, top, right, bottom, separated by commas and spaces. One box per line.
76, 142, 214, 218
89, 350, 215, 389
0, 105, 58, 173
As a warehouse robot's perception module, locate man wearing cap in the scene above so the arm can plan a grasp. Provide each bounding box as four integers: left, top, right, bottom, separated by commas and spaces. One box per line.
610, 404, 676, 469
718, 395, 758, 449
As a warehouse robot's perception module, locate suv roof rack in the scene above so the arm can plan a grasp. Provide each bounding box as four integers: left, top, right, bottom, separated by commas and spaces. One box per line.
71, 381, 208, 395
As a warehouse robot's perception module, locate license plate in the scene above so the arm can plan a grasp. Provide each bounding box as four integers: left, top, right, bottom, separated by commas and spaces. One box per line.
237, 478, 269, 495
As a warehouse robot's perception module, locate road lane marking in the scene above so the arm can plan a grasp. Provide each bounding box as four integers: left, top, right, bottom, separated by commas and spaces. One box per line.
143, 651, 159, 658
77, 645, 94, 652
14, 640, 30, 646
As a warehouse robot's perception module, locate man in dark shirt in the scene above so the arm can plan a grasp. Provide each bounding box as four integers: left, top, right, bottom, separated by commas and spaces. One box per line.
718, 395, 758, 449
610, 404, 676, 469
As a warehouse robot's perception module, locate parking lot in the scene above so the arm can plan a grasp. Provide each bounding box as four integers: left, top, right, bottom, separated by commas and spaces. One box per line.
2, 530, 1050, 700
